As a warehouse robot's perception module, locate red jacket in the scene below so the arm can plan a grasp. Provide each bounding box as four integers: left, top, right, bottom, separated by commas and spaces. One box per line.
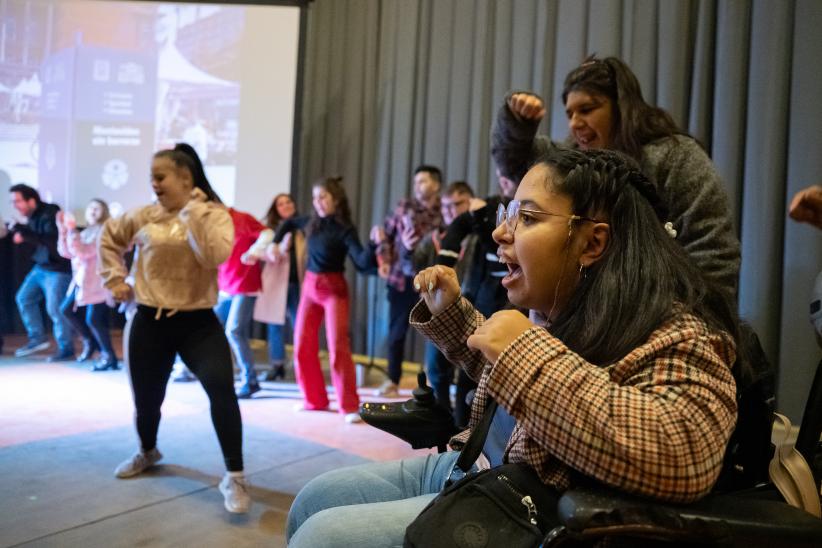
218, 208, 265, 295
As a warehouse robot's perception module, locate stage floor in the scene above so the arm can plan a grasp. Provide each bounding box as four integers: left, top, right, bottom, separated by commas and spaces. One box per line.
0, 336, 429, 548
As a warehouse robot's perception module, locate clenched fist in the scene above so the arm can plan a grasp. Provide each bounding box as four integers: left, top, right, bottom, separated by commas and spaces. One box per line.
508, 93, 546, 122
110, 282, 134, 303
466, 309, 534, 364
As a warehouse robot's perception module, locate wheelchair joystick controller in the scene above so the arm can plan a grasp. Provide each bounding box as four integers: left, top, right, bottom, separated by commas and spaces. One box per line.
359, 372, 458, 453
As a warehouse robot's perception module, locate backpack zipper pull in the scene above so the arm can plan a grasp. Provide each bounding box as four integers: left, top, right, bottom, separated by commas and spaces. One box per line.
521, 495, 537, 525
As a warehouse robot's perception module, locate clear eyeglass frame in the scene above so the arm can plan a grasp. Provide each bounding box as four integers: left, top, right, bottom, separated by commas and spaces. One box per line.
495, 200, 602, 232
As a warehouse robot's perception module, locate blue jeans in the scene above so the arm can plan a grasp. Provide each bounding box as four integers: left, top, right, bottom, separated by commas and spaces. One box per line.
15, 265, 73, 352
386, 280, 420, 384
222, 294, 257, 384
425, 341, 476, 429
266, 281, 300, 363
287, 451, 461, 547
425, 341, 450, 408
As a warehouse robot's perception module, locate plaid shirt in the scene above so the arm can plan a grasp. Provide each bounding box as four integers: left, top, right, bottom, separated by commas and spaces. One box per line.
410, 298, 737, 503
378, 197, 441, 291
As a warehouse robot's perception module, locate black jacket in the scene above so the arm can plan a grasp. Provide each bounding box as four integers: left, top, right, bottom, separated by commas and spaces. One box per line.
12, 203, 71, 273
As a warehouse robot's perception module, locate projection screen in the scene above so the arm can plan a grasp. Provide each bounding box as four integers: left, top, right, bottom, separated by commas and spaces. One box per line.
0, 0, 301, 220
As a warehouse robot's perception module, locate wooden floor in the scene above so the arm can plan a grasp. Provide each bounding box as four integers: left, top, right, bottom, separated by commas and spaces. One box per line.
0, 334, 431, 548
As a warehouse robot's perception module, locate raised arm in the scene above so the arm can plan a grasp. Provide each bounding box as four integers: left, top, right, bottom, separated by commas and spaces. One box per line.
65, 227, 102, 261
409, 265, 489, 381
491, 91, 553, 183
56, 223, 72, 260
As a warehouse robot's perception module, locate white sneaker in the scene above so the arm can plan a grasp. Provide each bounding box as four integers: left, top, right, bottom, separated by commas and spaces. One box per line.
373, 380, 399, 398
114, 448, 163, 478
344, 412, 363, 424
219, 473, 251, 513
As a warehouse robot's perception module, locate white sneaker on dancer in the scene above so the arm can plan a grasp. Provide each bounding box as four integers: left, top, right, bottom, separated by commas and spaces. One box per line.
344, 412, 363, 424
373, 380, 399, 398
114, 448, 163, 478
219, 473, 251, 513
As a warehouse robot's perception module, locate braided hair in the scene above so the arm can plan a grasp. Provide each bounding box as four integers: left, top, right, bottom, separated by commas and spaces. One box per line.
536, 147, 737, 365
153, 143, 223, 203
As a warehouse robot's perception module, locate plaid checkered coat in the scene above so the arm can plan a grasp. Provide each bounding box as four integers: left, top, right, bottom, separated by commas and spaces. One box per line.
410, 297, 737, 503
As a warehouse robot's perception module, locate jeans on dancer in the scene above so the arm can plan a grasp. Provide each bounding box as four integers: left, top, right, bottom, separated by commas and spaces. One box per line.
15, 265, 73, 352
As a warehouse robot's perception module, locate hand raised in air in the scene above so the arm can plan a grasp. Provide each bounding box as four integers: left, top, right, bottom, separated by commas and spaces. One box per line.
413, 265, 460, 317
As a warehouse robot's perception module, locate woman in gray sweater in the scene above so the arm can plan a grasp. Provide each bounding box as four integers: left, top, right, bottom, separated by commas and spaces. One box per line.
492, 55, 740, 299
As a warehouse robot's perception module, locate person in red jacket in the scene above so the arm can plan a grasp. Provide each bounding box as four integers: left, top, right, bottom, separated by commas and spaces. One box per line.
217, 207, 267, 398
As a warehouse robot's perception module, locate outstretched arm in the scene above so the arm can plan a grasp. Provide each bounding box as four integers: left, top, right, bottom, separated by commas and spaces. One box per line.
344, 226, 378, 273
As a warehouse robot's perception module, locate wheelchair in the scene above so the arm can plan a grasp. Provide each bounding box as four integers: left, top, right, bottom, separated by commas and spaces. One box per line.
359, 330, 822, 546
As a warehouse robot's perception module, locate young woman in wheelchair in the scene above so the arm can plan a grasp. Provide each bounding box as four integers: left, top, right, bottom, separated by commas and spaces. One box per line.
285, 147, 740, 547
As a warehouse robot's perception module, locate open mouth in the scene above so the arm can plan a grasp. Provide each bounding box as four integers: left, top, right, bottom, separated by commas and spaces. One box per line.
575, 133, 595, 148
501, 261, 523, 287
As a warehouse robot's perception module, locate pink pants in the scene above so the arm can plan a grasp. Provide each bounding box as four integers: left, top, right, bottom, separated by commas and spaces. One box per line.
293, 271, 359, 414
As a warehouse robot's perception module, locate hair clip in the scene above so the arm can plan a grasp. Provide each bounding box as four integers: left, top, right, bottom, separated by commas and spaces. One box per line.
664, 222, 677, 239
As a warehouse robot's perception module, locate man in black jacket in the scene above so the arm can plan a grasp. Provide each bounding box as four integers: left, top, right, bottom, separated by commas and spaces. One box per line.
8, 184, 74, 360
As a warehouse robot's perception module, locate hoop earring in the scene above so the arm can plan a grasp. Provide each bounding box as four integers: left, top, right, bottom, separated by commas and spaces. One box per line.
578, 263, 587, 280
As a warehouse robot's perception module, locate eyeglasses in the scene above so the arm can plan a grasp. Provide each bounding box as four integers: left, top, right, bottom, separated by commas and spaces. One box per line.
496, 200, 602, 233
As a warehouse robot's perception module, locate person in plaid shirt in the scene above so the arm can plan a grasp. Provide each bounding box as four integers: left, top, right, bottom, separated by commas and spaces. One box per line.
371, 165, 443, 397
286, 148, 739, 547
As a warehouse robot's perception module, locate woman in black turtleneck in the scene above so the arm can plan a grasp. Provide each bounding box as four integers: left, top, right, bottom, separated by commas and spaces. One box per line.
274, 176, 376, 424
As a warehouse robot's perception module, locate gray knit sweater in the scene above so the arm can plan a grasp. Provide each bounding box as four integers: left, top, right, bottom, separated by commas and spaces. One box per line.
491, 96, 741, 298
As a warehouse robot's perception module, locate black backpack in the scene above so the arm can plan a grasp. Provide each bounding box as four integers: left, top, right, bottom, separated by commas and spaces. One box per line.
714, 324, 776, 491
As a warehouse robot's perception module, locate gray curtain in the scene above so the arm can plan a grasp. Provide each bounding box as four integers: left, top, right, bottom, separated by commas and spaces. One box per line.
296, 0, 822, 422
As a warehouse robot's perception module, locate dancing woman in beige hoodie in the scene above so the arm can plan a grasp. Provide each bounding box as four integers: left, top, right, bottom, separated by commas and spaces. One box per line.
98, 143, 250, 514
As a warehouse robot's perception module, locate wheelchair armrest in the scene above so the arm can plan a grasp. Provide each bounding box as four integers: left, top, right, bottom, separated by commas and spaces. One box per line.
545, 486, 822, 547
360, 372, 458, 452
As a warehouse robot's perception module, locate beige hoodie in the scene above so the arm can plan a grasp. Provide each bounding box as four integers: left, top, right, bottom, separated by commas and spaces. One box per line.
98, 195, 234, 312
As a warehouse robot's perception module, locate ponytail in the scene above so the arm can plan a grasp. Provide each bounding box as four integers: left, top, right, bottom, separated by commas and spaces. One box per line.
154, 143, 223, 203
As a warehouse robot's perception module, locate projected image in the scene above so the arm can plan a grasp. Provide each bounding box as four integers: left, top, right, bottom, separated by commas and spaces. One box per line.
0, 0, 243, 215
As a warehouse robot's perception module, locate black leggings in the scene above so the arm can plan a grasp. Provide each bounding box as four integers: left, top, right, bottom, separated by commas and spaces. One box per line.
60, 287, 116, 357
127, 305, 243, 471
